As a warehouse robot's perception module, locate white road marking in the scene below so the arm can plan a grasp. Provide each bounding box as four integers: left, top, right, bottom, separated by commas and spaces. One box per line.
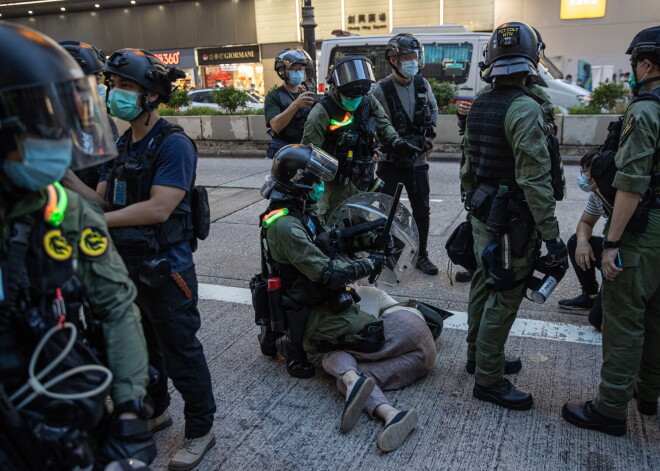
401, 198, 444, 203
199, 283, 602, 346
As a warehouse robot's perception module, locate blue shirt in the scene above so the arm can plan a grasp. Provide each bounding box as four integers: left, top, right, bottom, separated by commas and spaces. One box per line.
102, 118, 198, 273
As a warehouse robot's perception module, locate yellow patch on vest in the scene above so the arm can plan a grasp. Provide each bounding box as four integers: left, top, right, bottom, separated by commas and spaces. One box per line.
43, 229, 73, 261
79, 227, 109, 257
620, 114, 636, 143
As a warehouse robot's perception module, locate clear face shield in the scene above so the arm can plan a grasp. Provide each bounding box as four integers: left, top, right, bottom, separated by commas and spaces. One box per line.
305, 146, 339, 183
0, 75, 117, 170
331, 58, 376, 90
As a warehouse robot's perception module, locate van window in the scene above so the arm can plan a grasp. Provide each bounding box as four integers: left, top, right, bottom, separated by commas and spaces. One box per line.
424, 43, 473, 85
329, 42, 473, 85
329, 46, 390, 80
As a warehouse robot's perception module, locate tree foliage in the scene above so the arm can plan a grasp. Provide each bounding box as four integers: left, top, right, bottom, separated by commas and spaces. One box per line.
427, 78, 459, 108
210, 87, 249, 113
167, 89, 191, 109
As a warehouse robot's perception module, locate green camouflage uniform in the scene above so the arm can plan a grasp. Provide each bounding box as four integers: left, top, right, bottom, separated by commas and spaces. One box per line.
0, 188, 149, 404
301, 88, 399, 221
264, 210, 376, 354
593, 84, 660, 420
460, 78, 560, 387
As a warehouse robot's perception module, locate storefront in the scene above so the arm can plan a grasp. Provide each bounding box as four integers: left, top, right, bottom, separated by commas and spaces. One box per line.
150, 48, 198, 89
195, 44, 264, 94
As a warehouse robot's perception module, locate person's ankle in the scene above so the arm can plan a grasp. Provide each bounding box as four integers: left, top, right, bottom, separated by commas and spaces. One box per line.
375, 404, 399, 424
588, 294, 598, 299
340, 370, 360, 393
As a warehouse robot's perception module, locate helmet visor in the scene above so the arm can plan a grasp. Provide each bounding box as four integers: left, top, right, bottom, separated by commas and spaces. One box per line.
306, 146, 338, 182
331, 58, 376, 88
1, 75, 117, 170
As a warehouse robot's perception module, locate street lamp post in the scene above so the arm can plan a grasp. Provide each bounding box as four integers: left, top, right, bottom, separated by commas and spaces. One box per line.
300, 0, 318, 91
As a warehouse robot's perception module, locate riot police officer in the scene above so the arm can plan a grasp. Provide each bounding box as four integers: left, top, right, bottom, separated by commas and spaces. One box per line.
99, 49, 216, 470
0, 23, 154, 469
301, 55, 419, 222
454, 27, 562, 285
264, 49, 315, 158
460, 22, 566, 410
59, 40, 119, 190
563, 26, 660, 436
371, 33, 440, 275
258, 144, 388, 378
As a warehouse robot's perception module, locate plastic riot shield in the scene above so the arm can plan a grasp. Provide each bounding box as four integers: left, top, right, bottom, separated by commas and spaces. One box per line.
328, 192, 419, 288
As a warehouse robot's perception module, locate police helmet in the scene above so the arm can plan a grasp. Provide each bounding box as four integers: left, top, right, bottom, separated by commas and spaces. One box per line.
627, 26, 660, 59
327, 55, 376, 98
275, 49, 313, 82
103, 48, 185, 103
59, 40, 106, 76
386, 33, 425, 73
480, 22, 541, 83
0, 23, 117, 170
261, 144, 338, 198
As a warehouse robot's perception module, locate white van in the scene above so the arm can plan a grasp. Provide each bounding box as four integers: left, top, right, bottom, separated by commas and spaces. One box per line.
318, 25, 590, 111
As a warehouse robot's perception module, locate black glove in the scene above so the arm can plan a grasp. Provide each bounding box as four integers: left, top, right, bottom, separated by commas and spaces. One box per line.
367, 253, 386, 284
95, 418, 156, 470
544, 237, 567, 264
392, 139, 421, 157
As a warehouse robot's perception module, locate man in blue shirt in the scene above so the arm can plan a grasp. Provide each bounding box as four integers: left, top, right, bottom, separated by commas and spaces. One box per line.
75, 49, 216, 471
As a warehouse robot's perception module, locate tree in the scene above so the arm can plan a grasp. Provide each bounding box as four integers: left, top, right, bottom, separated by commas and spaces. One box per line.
210, 87, 249, 113
168, 89, 191, 109
589, 79, 627, 113
427, 78, 459, 108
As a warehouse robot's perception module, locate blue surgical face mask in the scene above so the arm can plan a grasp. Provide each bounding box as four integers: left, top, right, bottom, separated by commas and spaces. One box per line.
97, 83, 107, 102
287, 70, 305, 86
400, 60, 419, 79
340, 95, 362, 111
577, 173, 593, 193
309, 181, 325, 201
107, 88, 143, 121
3, 137, 73, 191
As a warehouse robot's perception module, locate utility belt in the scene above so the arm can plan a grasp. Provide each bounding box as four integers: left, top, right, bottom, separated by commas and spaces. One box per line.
109, 226, 172, 288
465, 183, 534, 258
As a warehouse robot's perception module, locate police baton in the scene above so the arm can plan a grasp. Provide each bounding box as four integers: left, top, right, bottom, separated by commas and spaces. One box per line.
368, 182, 403, 284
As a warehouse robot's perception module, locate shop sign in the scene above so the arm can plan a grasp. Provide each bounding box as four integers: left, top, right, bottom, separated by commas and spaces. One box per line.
346, 12, 388, 32
196, 45, 261, 66
560, 0, 606, 19
150, 48, 196, 69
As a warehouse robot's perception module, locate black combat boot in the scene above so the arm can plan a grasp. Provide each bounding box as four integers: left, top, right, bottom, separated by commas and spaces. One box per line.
473, 378, 533, 410
562, 401, 626, 436
466, 357, 522, 375
276, 337, 315, 379
455, 270, 474, 283
416, 252, 439, 275
633, 389, 658, 416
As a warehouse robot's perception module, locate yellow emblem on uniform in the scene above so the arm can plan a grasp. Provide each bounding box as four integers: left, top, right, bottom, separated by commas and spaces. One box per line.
43, 229, 73, 261
80, 227, 109, 257
620, 115, 636, 143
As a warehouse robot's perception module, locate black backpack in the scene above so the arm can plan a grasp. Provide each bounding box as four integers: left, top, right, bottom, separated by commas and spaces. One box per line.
590, 89, 660, 232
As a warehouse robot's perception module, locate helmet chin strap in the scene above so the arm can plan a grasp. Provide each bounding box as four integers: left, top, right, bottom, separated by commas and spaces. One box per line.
140, 89, 164, 126
389, 57, 404, 78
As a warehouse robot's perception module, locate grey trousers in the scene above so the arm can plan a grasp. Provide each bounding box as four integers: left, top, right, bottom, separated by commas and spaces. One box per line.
322, 310, 437, 415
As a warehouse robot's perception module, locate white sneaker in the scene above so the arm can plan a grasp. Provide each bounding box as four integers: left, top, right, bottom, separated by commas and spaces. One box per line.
168, 430, 216, 471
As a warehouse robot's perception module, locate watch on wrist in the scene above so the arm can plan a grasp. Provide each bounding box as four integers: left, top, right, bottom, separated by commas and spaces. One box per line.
602, 238, 621, 249
115, 396, 154, 419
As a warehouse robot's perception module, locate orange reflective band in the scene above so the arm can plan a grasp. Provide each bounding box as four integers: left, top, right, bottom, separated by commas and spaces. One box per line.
329, 112, 353, 131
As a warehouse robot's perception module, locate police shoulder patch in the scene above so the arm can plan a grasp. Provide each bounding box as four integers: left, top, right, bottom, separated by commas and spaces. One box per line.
79, 226, 109, 257
619, 114, 637, 143
44, 229, 73, 261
